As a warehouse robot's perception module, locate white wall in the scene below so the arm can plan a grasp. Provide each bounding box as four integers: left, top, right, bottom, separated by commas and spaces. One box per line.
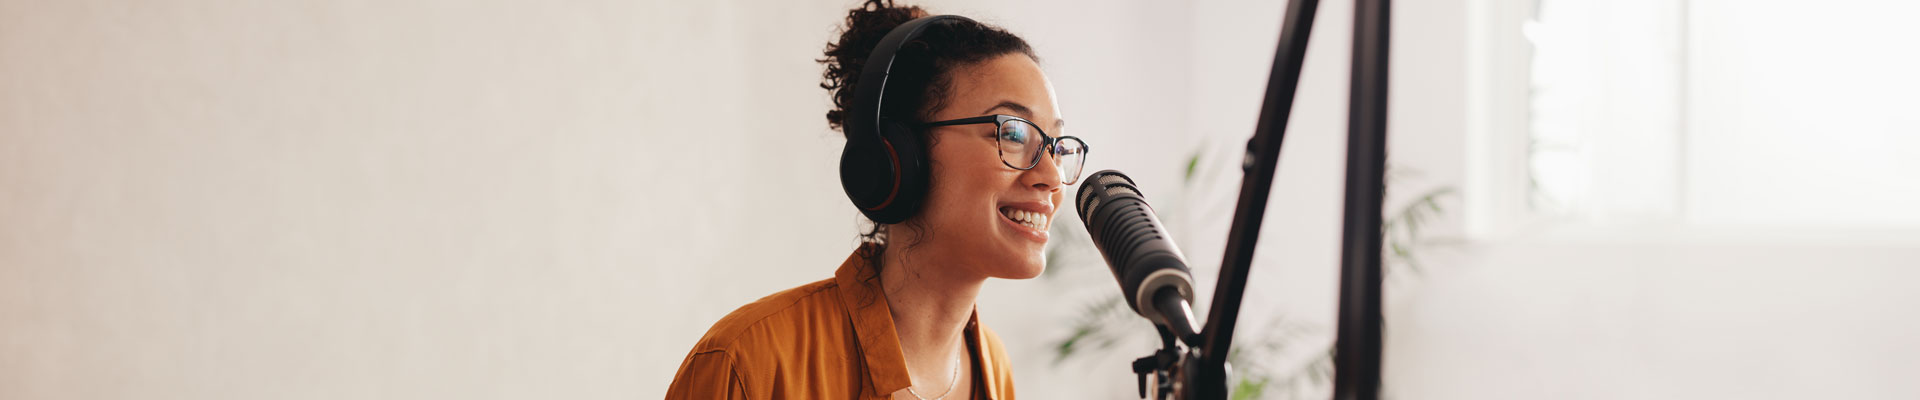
0, 0, 1208, 398
1390, 232, 1920, 400
5, 0, 1914, 399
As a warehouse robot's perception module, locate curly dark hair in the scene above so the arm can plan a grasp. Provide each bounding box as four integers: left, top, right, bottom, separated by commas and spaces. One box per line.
819, 0, 1037, 135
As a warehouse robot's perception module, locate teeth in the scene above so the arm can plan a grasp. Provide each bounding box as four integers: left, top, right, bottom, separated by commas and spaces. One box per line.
1000, 207, 1048, 230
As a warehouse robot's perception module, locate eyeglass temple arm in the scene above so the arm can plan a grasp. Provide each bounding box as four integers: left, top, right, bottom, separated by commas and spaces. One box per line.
916, 115, 1002, 128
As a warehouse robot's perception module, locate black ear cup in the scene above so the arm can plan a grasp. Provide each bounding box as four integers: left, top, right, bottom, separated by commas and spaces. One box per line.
871, 119, 928, 223
840, 119, 928, 225
839, 129, 894, 218
838, 15, 972, 225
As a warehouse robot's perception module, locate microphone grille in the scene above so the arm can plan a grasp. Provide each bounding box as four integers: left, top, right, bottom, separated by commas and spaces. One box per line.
1075, 170, 1139, 223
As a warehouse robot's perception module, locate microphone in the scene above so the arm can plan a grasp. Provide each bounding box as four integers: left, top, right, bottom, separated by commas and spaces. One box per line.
1074, 170, 1201, 345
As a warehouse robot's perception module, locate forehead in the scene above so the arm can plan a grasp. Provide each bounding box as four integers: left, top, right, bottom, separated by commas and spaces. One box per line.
938, 54, 1063, 129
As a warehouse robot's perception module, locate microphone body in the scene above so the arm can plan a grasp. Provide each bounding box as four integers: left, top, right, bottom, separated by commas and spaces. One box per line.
1075, 170, 1200, 342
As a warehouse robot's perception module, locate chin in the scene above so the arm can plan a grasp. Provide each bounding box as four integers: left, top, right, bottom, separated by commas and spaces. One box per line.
1007, 267, 1044, 280
992, 253, 1047, 280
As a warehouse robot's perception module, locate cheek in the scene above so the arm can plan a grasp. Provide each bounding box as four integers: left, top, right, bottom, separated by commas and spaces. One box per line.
926, 173, 999, 222
923, 142, 1015, 207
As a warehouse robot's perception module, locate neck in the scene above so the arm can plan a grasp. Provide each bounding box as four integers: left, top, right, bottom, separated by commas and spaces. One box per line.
878, 240, 982, 384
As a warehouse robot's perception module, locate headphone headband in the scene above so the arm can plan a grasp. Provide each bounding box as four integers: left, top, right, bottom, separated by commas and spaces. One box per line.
848, 15, 974, 142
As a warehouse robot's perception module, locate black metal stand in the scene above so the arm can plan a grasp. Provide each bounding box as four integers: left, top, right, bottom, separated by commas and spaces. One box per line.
1331, 0, 1391, 398
1125, 0, 1389, 398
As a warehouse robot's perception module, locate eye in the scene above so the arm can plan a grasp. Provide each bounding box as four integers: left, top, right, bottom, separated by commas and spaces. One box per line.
999, 123, 1031, 143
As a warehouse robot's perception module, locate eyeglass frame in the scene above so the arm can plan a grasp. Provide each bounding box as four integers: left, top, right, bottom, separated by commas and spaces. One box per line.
915, 114, 1089, 184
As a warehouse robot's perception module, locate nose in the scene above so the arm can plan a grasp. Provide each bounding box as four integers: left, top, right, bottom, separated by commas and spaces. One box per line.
1022, 145, 1063, 191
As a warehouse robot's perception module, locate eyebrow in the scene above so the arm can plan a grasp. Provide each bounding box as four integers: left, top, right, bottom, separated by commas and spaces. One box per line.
981, 101, 1066, 130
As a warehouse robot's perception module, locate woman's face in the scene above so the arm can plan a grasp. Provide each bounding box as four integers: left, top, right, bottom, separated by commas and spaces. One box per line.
901, 53, 1067, 281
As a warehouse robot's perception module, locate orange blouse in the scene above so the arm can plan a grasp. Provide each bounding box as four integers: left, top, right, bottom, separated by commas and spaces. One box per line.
665, 246, 1017, 399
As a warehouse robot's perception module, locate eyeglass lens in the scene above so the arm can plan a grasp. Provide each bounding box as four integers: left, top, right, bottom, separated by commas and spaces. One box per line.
997, 119, 1086, 185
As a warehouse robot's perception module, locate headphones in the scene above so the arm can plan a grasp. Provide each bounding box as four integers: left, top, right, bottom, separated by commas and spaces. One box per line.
839, 15, 975, 224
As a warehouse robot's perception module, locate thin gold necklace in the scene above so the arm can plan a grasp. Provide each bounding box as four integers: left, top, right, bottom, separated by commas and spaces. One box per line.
904, 341, 964, 400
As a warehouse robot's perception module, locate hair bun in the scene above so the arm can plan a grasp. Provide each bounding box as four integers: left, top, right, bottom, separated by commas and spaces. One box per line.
819, 0, 929, 135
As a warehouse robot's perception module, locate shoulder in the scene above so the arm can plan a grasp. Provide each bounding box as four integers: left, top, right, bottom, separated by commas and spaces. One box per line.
686, 277, 847, 355
668, 277, 855, 398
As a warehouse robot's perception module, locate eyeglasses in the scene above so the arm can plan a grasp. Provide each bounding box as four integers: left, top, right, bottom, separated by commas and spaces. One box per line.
919, 114, 1089, 185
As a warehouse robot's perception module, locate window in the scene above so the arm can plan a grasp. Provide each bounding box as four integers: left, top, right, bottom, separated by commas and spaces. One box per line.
1471, 0, 1920, 236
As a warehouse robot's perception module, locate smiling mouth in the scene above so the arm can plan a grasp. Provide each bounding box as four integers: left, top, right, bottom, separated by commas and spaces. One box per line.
999, 206, 1049, 231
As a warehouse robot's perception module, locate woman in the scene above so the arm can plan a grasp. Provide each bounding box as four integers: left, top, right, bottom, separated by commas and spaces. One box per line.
665, 1, 1086, 399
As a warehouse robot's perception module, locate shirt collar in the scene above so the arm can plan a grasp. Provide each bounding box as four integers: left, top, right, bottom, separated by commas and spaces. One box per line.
834, 245, 914, 396
969, 308, 1000, 398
